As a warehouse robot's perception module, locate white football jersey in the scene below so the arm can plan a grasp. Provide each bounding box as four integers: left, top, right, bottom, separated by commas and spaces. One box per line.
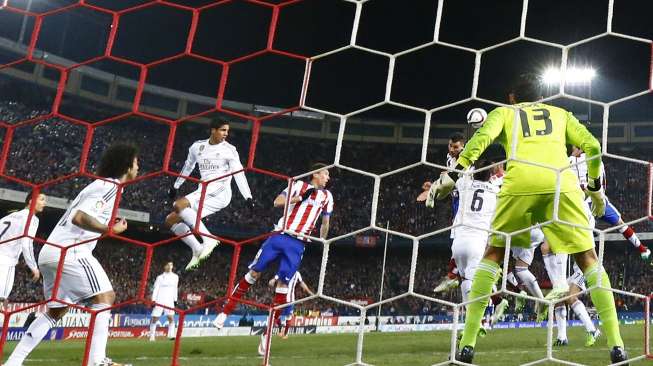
39, 179, 120, 265
569, 153, 605, 189
0, 209, 39, 270
174, 139, 252, 199
151, 272, 179, 305
452, 176, 499, 239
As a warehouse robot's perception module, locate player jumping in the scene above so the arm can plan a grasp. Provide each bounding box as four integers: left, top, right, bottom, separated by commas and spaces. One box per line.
434, 75, 627, 364
0, 192, 45, 309
213, 164, 332, 354
5, 143, 138, 366
148, 261, 179, 342
422, 132, 465, 292
166, 119, 253, 271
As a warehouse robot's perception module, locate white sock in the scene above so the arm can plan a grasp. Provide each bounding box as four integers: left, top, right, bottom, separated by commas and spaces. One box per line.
149, 321, 157, 338
514, 266, 544, 299
571, 300, 596, 332
554, 305, 567, 340
88, 304, 111, 366
171, 222, 202, 254
543, 253, 568, 289
167, 319, 176, 338
179, 208, 214, 240
5, 313, 57, 366
460, 279, 472, 304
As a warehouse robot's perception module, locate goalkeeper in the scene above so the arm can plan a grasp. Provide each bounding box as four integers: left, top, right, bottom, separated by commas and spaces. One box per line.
434, 75, 627, 364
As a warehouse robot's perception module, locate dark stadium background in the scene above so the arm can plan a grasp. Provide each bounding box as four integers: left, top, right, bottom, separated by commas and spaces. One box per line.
0, 0, 651, 321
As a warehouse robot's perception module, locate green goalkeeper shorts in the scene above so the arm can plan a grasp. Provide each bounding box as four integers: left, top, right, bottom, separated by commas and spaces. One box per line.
489, 189, 594, 254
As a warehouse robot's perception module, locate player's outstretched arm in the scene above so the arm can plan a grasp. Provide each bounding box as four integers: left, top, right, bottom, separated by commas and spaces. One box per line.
319, 216, 330, 239
72, 211, 127, 235
229, 148, 253, 201
565, 113, 605, 216
456, 107, 505, 169
173, 145, 198, 191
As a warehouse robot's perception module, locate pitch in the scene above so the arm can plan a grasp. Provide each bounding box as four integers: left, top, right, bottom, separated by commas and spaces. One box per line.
1, 325, 646, 365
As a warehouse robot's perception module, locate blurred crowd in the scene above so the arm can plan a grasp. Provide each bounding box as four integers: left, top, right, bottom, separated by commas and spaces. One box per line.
1, 87, 653, 320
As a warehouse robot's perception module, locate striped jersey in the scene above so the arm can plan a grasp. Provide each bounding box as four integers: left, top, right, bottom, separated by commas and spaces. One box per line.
39, 178, 120, 264
276, 181, 334, 239
0, 209, 39, 270
276, 271, 304, 303
173, 139, 252, 200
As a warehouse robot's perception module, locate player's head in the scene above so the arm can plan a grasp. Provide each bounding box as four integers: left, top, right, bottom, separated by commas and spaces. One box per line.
570, 145, 583, 157
164, 261, 173, 272
448, 132, 465, 158
489, 158, 505, 176
97, 142, 139, 181
508, 74, 543, 104
473, 159, 492, 182
309, 163, 329, 189
209, 119, 229, 143
25, 191, 46, 213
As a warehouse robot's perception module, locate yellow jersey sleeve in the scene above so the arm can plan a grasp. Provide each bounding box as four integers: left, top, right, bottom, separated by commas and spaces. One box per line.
564, 112, 602, 179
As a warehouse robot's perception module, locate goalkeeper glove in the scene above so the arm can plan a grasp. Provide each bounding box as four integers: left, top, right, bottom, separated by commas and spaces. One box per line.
435, 172, 456, 200
425, 180, 440, 208
586, 177, 606, 217
301, 188, 316, 201
168, 186, 177, 200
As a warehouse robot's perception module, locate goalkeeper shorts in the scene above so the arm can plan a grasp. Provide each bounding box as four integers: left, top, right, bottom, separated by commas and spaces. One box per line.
489, 190, 594, 254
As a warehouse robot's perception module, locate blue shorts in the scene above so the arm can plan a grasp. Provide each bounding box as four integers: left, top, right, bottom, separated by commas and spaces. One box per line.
281, 304, 294, 317
248, 233, 305, 284
589, 197, 621, 225
452, 194, 459, 218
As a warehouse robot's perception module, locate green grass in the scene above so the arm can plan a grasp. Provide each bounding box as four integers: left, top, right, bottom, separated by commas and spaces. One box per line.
2, 325, 648, 365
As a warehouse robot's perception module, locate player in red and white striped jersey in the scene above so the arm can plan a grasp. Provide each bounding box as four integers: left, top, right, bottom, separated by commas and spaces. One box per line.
213, 164, 332, 335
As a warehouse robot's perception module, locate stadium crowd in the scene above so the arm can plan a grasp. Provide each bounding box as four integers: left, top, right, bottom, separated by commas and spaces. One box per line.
1, 83, 652, 322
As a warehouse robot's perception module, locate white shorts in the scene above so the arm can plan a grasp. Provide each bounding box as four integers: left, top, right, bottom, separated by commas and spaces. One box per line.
511, 229, 543, 265
451, 236, 486, 280
0, 265, 15, 299
567, 269, 586, 291
41, 256, 113, 308
152, 305, 175, 317
185, 184, 232, 218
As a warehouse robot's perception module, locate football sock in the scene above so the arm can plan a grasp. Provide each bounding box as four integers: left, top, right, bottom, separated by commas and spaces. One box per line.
460, 259, 500, 348
584, 263, 623, 348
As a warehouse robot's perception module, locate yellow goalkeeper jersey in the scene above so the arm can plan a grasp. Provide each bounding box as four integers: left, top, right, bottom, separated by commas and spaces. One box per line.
457, 102, 601, 195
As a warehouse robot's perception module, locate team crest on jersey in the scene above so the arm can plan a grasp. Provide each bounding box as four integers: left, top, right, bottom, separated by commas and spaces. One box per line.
95, 200, 104, 209
198, 145, 205, 156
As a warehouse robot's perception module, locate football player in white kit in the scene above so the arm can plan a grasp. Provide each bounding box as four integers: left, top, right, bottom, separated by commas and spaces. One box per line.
166, 119, 253, 271
148, 261, 179, 341
4, 143, 138, 366
420, 132, 465, 292
447, 160, 498, 304
0, 192, 46, 308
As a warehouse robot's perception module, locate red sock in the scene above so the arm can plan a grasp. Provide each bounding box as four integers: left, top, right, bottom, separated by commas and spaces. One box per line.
223, 277, 253, 314
447, 258, 458, 279
283, 320, 290, 336
272, 290, 288, 322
